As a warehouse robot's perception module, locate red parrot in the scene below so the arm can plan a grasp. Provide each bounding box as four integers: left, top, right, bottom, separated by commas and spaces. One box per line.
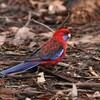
0, 28, 71, 75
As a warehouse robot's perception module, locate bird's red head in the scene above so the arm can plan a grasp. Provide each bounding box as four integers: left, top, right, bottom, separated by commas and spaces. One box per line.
53, 28, 71, 41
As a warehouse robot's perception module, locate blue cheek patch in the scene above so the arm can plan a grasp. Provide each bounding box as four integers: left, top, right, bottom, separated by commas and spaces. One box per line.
62, 35, 69, 40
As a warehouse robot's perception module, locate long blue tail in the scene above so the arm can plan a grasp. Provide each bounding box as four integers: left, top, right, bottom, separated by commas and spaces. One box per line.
0, 61, 40, 75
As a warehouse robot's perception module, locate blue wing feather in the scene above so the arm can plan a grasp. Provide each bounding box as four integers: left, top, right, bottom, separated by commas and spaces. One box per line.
50, 49, 64, 60
0, 61, 40, 75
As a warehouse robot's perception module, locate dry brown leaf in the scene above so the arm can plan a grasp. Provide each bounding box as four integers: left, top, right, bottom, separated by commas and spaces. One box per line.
29, 0, 45, 9
67, 0, 100, 22
48, 0, 66, 14
79, 35, 100, 43
49, 90, 64, 100
56, 90, 64, 96
8, 27, 19, 34
93, 91, 100, 98
89, 66, 99, 77
0, 31, 9, 35
0, 87, 16, 95
0, 35, 6, 46
25, 98, 31, 100
13, 27, 35, 45
37, 72, 46, 83
86, 91, 100, 98
28, 41, 37, 48
72, 83, 78, 97
0, 79, 4, 86
0, 3, 7, 9
68, 83, 78, 100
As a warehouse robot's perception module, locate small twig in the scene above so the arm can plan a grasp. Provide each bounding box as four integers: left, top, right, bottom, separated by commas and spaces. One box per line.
31, 19, 54, 33
57, 62, 69, 68
6, 74, 36, 79
73, 76, 100, 79
53, 89, 94, 93
24, 11, 32, 27
77, 83, 100, 88
0, 26, 5, 31
53, 82, 100, 88
5, 84, 28, 88
57, 12, 70, 30
0, 16, 15, 19
0, 73, 38, 79
4, 51, 26, 56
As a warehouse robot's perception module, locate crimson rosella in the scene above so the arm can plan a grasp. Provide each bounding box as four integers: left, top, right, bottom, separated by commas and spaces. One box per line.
0, 28, 71, 75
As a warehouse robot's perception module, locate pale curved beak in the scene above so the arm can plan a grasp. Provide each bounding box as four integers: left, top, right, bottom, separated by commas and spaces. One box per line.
68, 34, 71, 38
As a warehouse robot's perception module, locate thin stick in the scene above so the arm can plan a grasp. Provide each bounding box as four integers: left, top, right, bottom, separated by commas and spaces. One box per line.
53, 82, 100, 88
31, 19, 54, 33
24, 11, 54, 32
73, 76, 100, 79
24, 11, 32, 27
57, 62, 69, 68
57, 12, 70, 30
